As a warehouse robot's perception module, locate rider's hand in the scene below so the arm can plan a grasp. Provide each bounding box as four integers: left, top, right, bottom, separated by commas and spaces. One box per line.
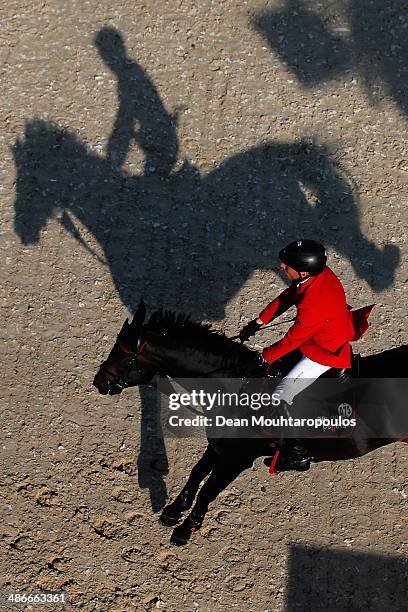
239, 319, 262, 342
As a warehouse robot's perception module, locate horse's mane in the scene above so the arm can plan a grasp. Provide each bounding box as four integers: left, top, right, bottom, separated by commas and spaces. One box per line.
146, 309, 257, 372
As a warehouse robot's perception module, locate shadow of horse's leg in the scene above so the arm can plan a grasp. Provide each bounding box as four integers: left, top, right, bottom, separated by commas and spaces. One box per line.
160, 444, 217, 527
137, 385, 168, 512
170, 455, 254, 546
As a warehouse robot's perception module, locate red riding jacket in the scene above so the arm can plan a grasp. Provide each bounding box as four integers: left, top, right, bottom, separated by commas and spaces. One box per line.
259, 267, 355, 368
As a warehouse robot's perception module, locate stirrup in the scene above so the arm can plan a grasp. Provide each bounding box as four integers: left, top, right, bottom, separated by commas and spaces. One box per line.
288, 442, 312, 470
288, 456, 311, 471
264, 452, 311, 472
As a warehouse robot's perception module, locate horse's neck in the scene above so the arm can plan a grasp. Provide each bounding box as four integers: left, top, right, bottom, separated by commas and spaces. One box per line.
145, 332, 256, 377
147, 341, 229, 376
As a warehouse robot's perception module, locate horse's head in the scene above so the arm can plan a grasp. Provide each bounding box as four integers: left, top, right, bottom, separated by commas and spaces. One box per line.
94, 303, 262, 395
93, 300, 157, 395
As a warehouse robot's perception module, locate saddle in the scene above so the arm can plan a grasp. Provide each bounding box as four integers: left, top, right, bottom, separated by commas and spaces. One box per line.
265, 349, 360, 381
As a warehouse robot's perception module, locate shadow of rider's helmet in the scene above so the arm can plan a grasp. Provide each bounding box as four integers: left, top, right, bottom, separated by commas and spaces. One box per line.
279, 239, 327, 275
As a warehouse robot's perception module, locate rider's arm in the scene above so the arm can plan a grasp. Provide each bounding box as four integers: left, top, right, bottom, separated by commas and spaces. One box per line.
258, 285, 296, 325
262, 316, 323, 363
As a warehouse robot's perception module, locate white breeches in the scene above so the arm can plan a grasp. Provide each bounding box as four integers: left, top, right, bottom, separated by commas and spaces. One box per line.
273, 356, 332, 405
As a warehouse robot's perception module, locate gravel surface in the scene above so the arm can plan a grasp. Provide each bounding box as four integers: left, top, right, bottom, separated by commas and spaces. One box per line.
1, 1, 407, 610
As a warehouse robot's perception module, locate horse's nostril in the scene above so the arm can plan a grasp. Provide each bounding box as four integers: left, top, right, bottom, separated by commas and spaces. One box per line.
93, 380, 107, 394
93, 372, 110, 395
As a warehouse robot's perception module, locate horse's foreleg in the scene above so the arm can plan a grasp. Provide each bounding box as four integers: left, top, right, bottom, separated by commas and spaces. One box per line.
170, 456, 254, 545
159, 445, 217, 526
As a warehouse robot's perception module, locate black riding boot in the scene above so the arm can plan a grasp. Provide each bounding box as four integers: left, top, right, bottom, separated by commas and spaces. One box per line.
284, 439, 311, 471
264, 399, 312, 471
264, 439, 311, 472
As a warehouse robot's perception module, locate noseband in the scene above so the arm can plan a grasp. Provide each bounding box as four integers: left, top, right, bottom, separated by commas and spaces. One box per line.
103, 335, 149, 395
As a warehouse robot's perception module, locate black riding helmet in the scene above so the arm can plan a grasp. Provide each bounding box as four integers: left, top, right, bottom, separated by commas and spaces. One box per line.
279, 239, 327, 275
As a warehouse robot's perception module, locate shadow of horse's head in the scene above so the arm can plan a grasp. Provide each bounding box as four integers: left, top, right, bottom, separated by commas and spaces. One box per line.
12, 119, 107, 245
12, 120, 68, 244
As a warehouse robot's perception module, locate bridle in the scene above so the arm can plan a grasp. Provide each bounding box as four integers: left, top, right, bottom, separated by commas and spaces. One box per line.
102, 332, 151, 395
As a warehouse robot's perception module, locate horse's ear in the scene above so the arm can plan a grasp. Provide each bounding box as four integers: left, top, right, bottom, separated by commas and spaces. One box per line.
131, 300, 146, 328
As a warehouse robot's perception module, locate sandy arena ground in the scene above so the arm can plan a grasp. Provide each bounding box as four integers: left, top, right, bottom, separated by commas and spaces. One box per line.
1, 1, 407, 610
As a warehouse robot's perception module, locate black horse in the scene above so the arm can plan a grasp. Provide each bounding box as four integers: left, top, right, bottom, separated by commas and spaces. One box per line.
93, 302, 407, 545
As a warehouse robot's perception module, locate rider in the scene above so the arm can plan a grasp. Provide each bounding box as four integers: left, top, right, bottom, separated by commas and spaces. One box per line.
239, 239, 355, 470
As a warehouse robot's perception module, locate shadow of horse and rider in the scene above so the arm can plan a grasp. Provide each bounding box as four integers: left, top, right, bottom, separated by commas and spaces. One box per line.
12, 27, 400, 511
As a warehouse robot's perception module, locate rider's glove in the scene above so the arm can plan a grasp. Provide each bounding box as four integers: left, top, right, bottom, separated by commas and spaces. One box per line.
239, 319, 262, 342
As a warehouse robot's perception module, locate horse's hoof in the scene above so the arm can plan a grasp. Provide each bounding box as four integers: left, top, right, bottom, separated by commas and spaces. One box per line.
159, 511, 182, 527
170, 509, 206, 545
159, 493, 195, 527
170, 527, 190, 546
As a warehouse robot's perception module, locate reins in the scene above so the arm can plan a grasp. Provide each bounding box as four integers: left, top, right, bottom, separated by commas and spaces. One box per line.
229, 317, 295, 341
